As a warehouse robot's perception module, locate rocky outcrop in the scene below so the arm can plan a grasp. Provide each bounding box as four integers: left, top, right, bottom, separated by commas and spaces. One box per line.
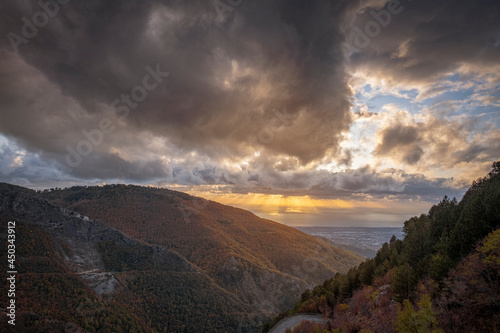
0, 184, 193, 295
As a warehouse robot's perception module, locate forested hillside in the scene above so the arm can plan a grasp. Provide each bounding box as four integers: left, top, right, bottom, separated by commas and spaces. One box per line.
266, 161, 500, 333
40, 185, 362, 317
0, 185, 255, 332
0, 182, 362, 332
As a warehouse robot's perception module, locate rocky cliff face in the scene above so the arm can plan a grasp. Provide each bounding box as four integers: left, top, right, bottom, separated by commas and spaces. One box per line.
0, 184, 194, 296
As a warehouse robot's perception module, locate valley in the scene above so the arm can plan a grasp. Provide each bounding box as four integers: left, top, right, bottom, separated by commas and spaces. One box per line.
0, 183, 362, 332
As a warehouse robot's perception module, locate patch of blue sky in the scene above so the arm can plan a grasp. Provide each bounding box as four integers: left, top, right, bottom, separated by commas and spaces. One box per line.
0, 134, 11, 148
370, 95, 417, 111
400, 89, 419, 99
356, 84, 372, 94
352, 83, 422, 113
471, 106, 500, 128
431, 89, 499, 113
352, 92, 423, 115
426, 88, 473, 106
447, 73, 461, 81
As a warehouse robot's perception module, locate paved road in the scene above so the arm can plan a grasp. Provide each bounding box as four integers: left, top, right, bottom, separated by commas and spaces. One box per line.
268, 314, 328, 333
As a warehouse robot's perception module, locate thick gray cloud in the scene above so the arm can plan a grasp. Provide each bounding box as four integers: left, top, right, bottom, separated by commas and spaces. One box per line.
374, 123, 423, 164
0, 0, 498, 203
0, 0, 354, 170
372, 112, 500, 169
345, 0, 500, 84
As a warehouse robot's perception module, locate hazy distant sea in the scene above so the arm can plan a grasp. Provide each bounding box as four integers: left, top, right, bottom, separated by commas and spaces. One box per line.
296, 227, 404, 257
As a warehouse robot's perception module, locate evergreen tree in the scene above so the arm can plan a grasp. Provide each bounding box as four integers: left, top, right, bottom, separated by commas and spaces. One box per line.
393, 263, 417, 302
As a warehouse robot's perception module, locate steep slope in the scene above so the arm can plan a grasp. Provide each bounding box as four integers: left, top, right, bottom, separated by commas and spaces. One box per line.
0, 184, 256, 332
266, 161, 500, 333
40, 185, 363, 315
0, 215, 151, 332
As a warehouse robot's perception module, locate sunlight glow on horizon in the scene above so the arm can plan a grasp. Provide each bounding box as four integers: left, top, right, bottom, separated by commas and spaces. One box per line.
181, 189, 428, 227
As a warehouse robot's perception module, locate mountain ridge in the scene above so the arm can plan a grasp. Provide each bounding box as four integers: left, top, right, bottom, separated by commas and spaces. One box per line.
39, 184, 363, 307
0, 182, 362, 332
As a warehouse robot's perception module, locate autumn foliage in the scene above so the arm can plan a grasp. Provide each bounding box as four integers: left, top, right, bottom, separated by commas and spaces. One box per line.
267, 161, 500, 333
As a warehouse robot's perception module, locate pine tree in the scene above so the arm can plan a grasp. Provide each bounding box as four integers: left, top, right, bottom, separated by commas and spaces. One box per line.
393, 263, 417, 302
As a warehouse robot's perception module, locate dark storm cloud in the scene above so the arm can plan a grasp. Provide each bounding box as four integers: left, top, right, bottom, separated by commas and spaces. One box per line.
214, 164, 464, 202
0, 143, 68, 187
346, 0, 500, 84
0, 0, 354, 173
0, 51, 90, 155
0, 0, 497, 199
374, 123, 424, 164
400, 173, 465, 200
316, 168, 467, 201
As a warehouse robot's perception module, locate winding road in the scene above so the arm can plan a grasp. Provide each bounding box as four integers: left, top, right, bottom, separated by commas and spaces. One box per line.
268, 314, 329, 333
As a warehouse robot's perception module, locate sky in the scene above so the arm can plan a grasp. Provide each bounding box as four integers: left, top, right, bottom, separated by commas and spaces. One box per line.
0, 0, 499, 226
